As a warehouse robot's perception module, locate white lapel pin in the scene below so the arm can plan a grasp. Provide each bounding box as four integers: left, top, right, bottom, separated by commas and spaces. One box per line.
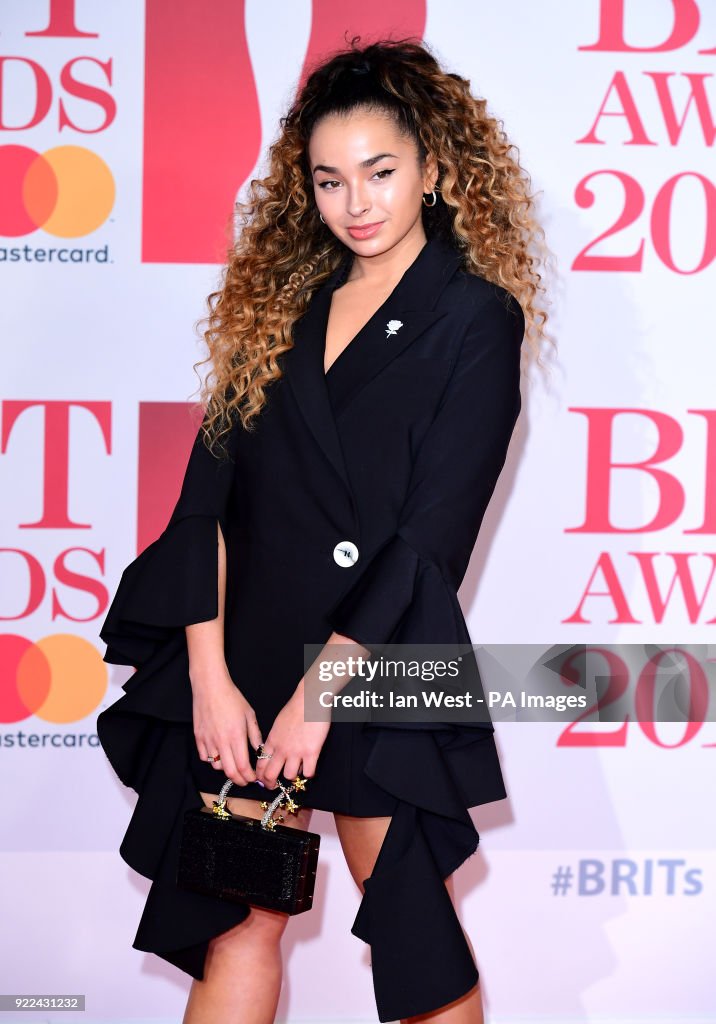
385, 319, 403, 338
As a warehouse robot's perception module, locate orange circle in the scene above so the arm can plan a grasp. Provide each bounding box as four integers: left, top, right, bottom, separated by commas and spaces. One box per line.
37, 146, 115, 238
32, 634, 108, 724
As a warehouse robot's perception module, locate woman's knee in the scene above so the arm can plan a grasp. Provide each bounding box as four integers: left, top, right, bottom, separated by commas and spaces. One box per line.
207, 904, 290, 959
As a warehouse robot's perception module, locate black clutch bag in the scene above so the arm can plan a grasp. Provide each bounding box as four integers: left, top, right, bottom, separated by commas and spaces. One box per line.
176, 773, 320, 915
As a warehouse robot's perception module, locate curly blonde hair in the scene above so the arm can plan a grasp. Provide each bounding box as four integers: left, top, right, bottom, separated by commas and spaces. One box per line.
192, 36, 552, 456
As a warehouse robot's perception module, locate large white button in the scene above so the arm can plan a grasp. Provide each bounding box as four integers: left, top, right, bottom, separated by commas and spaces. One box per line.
333, 540, 359, 567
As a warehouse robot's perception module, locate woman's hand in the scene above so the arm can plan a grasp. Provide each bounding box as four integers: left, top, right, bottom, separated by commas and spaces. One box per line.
190, 665, 264, 786
256, 682, 331, 790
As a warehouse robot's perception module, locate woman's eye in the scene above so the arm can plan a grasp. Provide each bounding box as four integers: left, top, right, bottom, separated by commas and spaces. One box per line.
317, 169, 395, 191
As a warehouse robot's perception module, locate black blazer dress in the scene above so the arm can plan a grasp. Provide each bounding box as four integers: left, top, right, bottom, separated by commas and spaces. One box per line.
96, 234, 524, 1023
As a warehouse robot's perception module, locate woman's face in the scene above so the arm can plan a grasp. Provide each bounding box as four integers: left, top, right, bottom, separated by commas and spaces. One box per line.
308, 109, 437, 258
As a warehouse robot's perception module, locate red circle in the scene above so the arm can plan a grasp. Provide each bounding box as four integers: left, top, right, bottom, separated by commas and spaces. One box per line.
0, 145, 57, 236
0, 635, 51, 723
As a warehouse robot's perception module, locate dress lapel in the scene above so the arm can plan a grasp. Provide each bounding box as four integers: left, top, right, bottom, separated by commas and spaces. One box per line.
286, 235, 465, 511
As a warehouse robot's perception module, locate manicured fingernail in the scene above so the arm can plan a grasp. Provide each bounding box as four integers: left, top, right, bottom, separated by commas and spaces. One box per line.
257, 780, 265, 787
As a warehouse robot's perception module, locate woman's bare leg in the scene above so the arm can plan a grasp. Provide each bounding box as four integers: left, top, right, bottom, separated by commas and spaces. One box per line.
333, 812, 484, 1024
182, 793, 313, 1024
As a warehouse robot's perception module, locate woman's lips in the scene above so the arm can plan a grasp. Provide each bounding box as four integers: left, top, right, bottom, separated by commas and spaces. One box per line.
347, 222, 383, 239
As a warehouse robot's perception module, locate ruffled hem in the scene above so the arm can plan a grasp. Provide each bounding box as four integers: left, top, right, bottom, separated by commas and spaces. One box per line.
97, 513, 504, 1021
356, 727, 484, 1021
99, 680, 496, 1021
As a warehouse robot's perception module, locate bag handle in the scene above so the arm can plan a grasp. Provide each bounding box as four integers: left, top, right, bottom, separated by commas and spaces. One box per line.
212, 773, 308, 831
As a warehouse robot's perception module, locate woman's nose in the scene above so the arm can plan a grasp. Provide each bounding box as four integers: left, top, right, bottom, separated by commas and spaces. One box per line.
346, 185, 370, 219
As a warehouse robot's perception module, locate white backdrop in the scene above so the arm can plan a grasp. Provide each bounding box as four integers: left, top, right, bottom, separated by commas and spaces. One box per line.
1, 1, 713, 1021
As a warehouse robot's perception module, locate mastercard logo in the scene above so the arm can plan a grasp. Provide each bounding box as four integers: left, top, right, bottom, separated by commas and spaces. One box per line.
0, 634, 108, 724
0, 145, 115, 238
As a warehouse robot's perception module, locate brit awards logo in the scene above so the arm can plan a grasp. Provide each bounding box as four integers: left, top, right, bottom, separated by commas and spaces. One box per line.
0, 0, 116, 257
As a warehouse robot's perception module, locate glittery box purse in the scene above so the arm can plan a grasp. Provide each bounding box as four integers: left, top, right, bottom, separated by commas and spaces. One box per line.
176, 773, 321, 914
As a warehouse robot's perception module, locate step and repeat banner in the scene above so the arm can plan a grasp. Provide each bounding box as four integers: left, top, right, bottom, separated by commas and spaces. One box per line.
1, 2, 713, 1022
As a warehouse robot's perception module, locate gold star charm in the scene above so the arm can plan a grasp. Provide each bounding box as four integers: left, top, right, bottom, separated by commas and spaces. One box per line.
284, 796, 300, 815
259, 801, 269, 810
293, 776, 307, 790
265, 818, 277, 830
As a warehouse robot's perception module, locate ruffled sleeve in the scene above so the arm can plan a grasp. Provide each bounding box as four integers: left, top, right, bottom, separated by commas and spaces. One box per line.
326, 287, 523, 653
96, 407, 242, 866
99, 410, 239, 669
96, 408, 253, 967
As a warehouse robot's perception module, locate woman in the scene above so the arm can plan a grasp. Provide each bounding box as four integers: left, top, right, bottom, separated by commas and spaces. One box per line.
97, 37, 549, 1024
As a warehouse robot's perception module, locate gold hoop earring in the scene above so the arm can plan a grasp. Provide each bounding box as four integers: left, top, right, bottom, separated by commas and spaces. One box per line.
422, 190, 437, 207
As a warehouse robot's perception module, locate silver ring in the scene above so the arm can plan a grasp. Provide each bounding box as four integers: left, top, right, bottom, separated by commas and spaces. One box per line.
207, 753, 221, 763
256, 744, 273, 760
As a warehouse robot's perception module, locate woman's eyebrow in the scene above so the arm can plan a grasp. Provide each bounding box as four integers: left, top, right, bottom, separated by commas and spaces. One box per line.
312, 152, 400, 174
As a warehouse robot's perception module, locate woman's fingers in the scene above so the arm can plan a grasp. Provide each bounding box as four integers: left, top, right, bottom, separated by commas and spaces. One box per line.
227, 731, 257, 786
298, 753, 316, 780
258, 746, 285, 790
196, 739, 220, 768
283, 754, 304, 781
245, 711, 263, 754
218, 745, 246, 786
193, 688, 264, 782
200, 733, 250, 786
